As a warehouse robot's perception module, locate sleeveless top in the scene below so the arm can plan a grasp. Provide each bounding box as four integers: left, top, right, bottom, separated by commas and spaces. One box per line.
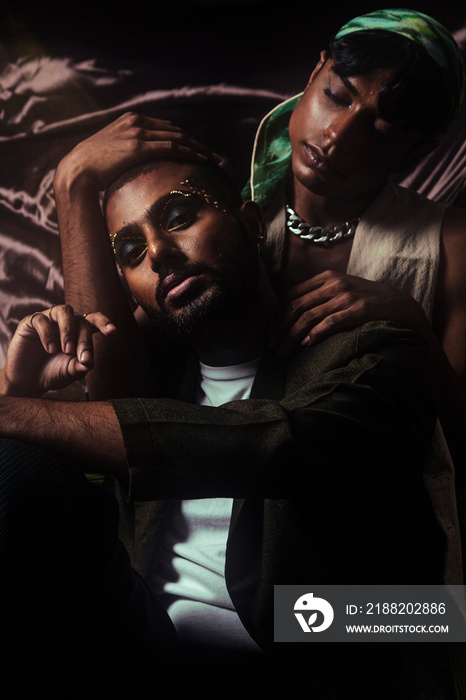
261, 180, 445, 321
245, 90, 445, 320
259, 181, 463, 585
347, 181, 445, 322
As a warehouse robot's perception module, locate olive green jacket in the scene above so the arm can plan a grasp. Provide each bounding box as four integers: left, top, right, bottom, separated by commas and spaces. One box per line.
109, 320, 460, 653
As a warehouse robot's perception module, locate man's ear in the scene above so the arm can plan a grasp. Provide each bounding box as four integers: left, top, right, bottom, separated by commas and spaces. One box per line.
305, 50, 328, 89
239, 201, 266, 244
396, 137, 440, 173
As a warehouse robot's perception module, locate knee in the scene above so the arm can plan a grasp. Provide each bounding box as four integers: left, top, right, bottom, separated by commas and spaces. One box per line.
0, 437, 80, 494
0, 438, 100, 533
0, 437, 119, 580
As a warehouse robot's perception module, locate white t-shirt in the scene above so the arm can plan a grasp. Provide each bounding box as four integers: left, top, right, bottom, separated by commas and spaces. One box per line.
151, 357, 263, 652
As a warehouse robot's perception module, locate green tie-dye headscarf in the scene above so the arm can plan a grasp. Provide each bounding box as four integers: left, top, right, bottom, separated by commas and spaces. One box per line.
243, 8, 466, 210
335, 8, 466, 123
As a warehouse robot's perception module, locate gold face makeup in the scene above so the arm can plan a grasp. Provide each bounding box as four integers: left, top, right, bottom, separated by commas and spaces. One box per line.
173, 178, 228, 212
111, 178, 227, 264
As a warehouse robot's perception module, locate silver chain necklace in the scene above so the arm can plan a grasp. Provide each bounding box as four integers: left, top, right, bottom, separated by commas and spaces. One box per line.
286, 203, 360, 246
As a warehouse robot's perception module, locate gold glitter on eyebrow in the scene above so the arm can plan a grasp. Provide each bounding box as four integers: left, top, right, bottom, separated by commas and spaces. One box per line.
175, 179, 227, 212
111, 178, 227, 254
159, 189, 193, 218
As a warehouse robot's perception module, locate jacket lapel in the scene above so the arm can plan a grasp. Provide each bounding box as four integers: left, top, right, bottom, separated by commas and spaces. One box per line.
230, 350, 287, 530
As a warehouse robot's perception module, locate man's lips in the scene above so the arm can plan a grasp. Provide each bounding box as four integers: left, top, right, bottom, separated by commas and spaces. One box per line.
302, 143, 346, 176
161, 272, 200, 301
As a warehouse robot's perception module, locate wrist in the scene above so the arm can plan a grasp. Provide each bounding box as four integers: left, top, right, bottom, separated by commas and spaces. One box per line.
0, 369, 25, 397
0, 369, 10, 396
0, 376, 43, 399
54, 153, 100, 201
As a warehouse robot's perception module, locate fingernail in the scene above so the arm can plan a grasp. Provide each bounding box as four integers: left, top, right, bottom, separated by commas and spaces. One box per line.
105, 323, 117, 332
301, 335, 311, 347
80, 349, 92, 363
65, 341, 75, 354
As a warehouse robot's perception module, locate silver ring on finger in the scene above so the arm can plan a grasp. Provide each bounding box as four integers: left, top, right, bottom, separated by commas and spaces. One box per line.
82, 312, 96, 319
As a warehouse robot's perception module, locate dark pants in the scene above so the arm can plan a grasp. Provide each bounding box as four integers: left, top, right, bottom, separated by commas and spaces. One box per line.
0, 438, 180, 696
0, 438, 458, 699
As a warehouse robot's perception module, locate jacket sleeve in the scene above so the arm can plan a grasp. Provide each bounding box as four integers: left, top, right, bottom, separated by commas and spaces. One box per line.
108, 322, 438, 501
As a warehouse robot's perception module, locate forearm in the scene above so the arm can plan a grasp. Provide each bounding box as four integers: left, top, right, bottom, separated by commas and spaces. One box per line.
111, 325, 437, 501
54, 165, 148, 400
0, 395, 127, 479
55, 169, 127, 315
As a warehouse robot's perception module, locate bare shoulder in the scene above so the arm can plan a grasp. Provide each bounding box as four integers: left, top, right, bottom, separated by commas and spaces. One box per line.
442, 204, 466, 248
440, 205, 466, 285
431, 206, 466, 381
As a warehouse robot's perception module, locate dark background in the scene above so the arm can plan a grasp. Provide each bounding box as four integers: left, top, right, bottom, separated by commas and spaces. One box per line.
2, 1, 466, 96
0, 1, 465, 359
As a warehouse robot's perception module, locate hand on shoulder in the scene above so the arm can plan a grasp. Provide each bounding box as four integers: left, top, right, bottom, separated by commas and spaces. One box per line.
268, 269, 428, 357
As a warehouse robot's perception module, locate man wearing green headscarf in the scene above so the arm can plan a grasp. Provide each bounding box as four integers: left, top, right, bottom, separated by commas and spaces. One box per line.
245, 5, 466, 502
244, 14, 466, 694
245, 8, 466, 385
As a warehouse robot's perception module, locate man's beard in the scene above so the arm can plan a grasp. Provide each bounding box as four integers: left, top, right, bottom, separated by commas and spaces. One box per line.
141, 226, 260, 342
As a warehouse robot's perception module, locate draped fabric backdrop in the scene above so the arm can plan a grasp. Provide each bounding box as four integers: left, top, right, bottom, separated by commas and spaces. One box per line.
0, 0, 465, 365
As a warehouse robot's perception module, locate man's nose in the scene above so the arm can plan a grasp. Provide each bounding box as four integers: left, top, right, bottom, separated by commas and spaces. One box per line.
146, 228, 184, 269
324, 111, 362, 153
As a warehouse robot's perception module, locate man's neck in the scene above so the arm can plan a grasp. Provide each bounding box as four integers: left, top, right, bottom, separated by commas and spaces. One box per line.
290, 178, 386, 228
192, 272, 278, 367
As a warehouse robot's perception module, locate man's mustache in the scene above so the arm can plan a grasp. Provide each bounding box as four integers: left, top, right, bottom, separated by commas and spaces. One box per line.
155, 262, 217, 307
